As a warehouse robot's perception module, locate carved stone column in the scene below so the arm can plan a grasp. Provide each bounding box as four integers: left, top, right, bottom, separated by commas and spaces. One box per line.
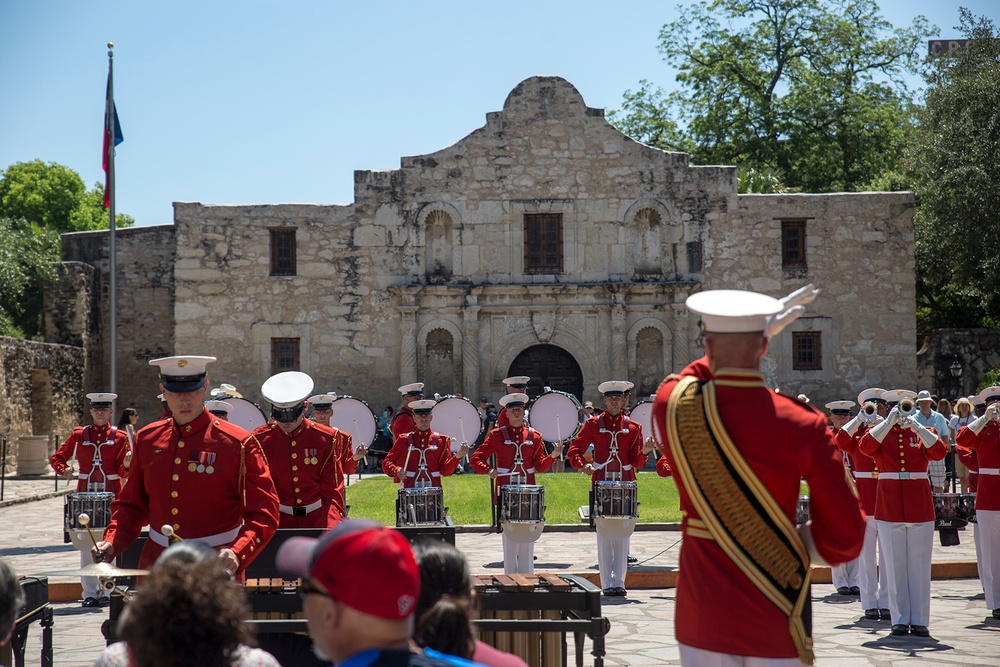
611, 297, 627, 380
671, 302, 690, 372
399, 306, 418, 385
462, 306, 481, 397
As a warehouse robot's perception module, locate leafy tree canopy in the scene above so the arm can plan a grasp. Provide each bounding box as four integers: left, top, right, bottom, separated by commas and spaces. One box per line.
0, 217, 60, 338
906, 9, 1000, 331
610, 0, 932, 192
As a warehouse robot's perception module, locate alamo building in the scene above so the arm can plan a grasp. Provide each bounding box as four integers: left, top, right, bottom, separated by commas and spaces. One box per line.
38, 75, 915, 424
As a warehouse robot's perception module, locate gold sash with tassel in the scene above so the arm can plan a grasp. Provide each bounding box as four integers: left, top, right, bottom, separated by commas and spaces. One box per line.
665, 376, 814, 665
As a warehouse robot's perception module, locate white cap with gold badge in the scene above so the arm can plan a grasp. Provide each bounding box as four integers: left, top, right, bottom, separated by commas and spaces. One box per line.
824, 400, 855, 416
598, 380, 633, 395
261, 371, 315, 409
205, 400, 233, 416
86, 392, 117, 408
857, 388, 887, 405
502, 376, 530, 389
398, 382, 425, 396
410, 399, 436, 415
149, 356, 217, 393
686, 291, 784, 333
499, 393, 529, 409
307, 394, 336, 409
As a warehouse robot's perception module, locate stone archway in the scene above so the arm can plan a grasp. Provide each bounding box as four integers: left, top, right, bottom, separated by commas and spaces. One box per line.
507, 344, 584, 401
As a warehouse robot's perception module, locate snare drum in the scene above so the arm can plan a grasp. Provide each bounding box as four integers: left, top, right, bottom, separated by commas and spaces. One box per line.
796, 495, 810, 526
226, 397, 269, 434
528, 390, 584, 442
499, 485, 545, 523
960, 493, 977, 524
934, 492, 972, 530
397, 487, 445, 527
431, 396, 483, 453
594, 481, 638, 519
329, 396, 377, 451
64, 491, 115, 548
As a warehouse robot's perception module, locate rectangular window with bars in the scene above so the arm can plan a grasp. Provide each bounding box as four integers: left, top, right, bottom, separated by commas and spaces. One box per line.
271, 338, 300, 374
270, 228, 297, 276
524, 213, 563, 273
781, 219, 807, 269
792, 331, 822, 371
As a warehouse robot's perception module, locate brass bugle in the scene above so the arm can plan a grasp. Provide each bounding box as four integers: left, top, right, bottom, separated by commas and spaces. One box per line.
898, 398, 916, 416
862, 402, 877, 416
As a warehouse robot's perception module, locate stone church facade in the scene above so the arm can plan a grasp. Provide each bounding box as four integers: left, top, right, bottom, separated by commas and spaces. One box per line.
52, 76, 916, 422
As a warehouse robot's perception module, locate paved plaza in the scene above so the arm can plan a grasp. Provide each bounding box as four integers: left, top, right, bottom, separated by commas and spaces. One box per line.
2, 474, 999, 666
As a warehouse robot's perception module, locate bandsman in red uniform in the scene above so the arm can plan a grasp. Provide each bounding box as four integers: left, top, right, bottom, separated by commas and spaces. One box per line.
204, 400, 232, 421
495, 376, 530, 428
825, 400, 862, 599
308, 393, 367, 481
382, 399, 469, 488
390, 382, 424, 441
858, 388, 947, 637
470, 392, 562, 574
835, 387, 890, 621
653, 289, 864, 666
567, 380, 654, 597
95, 356, 279, 576
51, 392, 132, 607
253, 373, 352, 529
954, 385, 1000, 620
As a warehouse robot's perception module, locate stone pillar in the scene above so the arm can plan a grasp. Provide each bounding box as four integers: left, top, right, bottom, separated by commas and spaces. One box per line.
462, 306, 481, 397
671, 302, 690, 372
399, 307, 418, 385
611, 298, 627, 380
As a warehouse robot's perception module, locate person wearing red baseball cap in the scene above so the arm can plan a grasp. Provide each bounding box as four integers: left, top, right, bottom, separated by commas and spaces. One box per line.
276, 519, 484, 666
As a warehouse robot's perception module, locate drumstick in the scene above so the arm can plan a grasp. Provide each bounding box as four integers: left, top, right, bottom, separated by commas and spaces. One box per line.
352, 417, 369, 469
459, 416, 469, 463
161, 524, 183, 545
555, 415, 564, 460
78, 513, 105, 562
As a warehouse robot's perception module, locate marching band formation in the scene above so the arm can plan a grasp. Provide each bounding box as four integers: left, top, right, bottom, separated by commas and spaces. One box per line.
46, 283, 1000, 666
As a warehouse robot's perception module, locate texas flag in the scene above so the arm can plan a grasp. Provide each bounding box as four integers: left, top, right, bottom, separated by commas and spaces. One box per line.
103, 66, 123, 208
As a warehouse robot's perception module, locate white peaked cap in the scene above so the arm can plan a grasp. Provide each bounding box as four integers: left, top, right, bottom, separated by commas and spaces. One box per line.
686, 290, 783, 333
261, 371, 315, 409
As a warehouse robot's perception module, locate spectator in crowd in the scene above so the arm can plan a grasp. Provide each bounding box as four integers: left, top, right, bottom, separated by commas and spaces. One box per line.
93, 540, 280, 667
412, 540, 528, 667
951, 397, 976, 493
117, 407, 140, 448
1, 557, 25, 654
938, 398, 956, 489
915, 390, 951, 493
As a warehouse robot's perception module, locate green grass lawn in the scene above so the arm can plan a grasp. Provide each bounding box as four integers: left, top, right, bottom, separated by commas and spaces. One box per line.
345, 471, 683, 525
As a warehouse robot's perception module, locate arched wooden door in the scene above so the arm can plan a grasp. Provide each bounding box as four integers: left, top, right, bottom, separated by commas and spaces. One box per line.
507, 345, 584, 401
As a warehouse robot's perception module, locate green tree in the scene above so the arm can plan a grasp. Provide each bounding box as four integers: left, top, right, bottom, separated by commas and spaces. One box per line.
0, 160, 134, 233
610, 0, 932, 192
905, 10, 1000, 331
0, 217, 60, 338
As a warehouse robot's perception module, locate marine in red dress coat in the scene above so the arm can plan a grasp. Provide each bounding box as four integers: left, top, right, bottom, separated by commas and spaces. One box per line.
651, 290, 864, 661
51, 393, 131, 495
391, 382, 425, 440
383, 400, 469, 488
495, 376, 530, 429
566, 407, 648, 483
96, 356, 279, 575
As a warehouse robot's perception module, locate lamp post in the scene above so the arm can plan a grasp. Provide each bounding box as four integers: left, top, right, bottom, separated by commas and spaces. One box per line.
950, 359, 963, 398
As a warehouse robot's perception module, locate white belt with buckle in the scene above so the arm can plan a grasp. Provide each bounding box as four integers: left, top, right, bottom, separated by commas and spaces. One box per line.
278, 499, 323, 516
853, 472, 874, 479
149, 524, 241, 548
979, 468, 1000, 475
876, 472, 927, 480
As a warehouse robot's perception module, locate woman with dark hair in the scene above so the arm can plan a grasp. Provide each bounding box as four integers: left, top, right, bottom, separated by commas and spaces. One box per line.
93, 541, 280, 667
116, 407, 139, 448
412, 540, 527, 667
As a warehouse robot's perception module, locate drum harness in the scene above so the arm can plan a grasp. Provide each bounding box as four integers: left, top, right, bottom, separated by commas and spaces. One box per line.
400, 432, 444, 488
79, 425, 122, 492
593, 413, 634, 481
498, 425, 541, 486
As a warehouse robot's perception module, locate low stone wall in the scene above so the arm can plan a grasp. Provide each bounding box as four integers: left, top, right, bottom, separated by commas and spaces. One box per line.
916, 328, 1000, 401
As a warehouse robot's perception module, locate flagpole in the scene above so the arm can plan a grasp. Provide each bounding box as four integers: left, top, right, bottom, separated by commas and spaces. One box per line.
106, 42, 117, 396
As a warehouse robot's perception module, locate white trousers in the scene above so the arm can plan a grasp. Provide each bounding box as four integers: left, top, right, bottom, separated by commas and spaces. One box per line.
596, 532, 628, 589
977, 509, 1000, 609
679, 644, 804, 667
501, 532, 534, 574
80, 549, 98, 598
858, 515, 888, 610
832, 558, 859, 589
876, 520, 934, 626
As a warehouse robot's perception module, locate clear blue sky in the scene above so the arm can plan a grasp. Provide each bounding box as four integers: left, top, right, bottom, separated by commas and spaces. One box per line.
1, 1, 994, 227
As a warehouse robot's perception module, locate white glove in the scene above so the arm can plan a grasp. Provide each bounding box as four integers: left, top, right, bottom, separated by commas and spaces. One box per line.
868, 408, 898, 443
842, 414, 863, 437
764, 285, 821, 338
779, 284, 821, 310
988, 404, 999, 421
968, 413, 990, 435
908, 421, 940, 448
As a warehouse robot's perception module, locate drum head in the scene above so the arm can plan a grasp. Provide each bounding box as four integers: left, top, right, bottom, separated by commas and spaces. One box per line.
528, 391, 583, 442
628, 400, 653, 441
431, 396, 483, 452
330, 397, 377, 450
226, 397, 268, 434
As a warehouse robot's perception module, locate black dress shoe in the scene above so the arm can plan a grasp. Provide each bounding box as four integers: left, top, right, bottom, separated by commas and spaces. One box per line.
837, 586, 852, 595
602, 587, 616, 597
993, 608, 1000, 620
879, 608, 891, 621
98, 596, 111, 607
910, 625, 930, 637
616, 587, 628, 597
890, 624, 908, 636
850, 586, 861, 595
864, 609, 880, 620
82, 597, 100, 608
627, 555, 638, 564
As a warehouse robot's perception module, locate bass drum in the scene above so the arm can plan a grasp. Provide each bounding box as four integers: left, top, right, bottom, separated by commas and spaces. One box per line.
431, 395, 483, 453
329, 396, 377, 451
226, 397, 269, 434
528, 390, 584, 442
628, 399, 654, 441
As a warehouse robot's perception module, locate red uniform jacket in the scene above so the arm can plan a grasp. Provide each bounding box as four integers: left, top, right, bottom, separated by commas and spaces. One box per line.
653, 368, 865, 659
103, 409, 279, 573
956, 421, 1000, 510
496, 406, 510, 428
470, 424, 554, 500
858, 424, 947, 522
383, 429, 461, 488
566, 412, 645, 484
390, 407, 416, 441
51, 423, 131, 495
834, 425, 878, 515
253, 419, 348, 528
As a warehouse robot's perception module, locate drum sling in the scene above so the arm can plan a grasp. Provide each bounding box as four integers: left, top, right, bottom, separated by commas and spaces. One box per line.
665, 377, 814, 665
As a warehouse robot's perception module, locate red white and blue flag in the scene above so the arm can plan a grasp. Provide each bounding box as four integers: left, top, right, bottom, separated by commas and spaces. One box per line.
103, 65, 123, 208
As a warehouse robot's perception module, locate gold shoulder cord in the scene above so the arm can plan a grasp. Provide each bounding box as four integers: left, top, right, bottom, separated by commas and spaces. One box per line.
665, 377, 814, 665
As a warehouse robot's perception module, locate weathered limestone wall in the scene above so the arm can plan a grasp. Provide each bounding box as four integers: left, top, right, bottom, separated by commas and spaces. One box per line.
916, 328, 1000, 400
0, 337, 83, 474
59, 225, 176, 423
